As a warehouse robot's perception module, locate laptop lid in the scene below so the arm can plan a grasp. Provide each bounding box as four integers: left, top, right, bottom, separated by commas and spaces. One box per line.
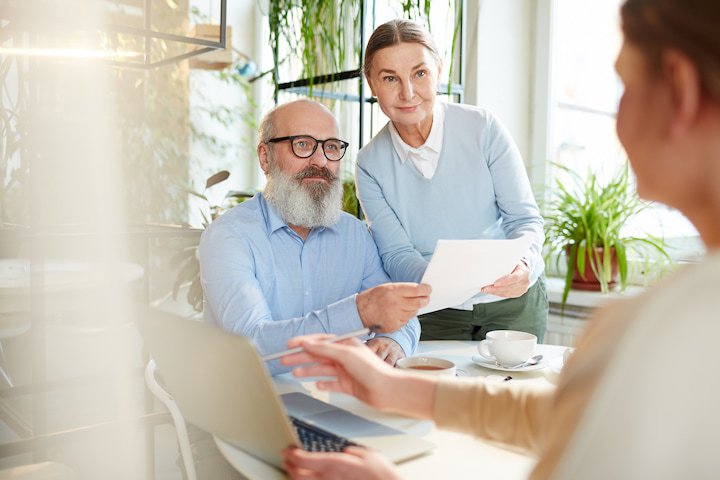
138, 309, 298, 468
137, 309, 434, 468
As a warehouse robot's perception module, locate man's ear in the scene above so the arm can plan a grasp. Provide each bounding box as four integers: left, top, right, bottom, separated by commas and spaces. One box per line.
663, 49, 701, 137
257, 142, 270, 174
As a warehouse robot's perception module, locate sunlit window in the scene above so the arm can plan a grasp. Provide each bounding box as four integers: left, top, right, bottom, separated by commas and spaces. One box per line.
549, 0, 702, 260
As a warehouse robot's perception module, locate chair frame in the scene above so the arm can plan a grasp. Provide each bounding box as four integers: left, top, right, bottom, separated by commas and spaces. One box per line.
144, 359, 197, 480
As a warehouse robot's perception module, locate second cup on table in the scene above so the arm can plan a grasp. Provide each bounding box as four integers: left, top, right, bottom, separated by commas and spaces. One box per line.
396, 356, 456, 377
477, 330, 537, 367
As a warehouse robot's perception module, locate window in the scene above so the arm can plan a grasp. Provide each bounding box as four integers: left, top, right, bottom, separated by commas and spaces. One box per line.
547, 0, 703, 261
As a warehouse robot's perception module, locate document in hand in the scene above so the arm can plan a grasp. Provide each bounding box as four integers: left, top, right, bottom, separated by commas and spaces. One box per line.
418, 235, 533, 315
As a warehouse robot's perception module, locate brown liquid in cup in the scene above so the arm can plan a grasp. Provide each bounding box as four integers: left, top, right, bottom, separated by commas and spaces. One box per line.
408, 365, 444, 370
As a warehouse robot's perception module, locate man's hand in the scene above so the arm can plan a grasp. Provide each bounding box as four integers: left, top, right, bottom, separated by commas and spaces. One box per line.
481, 262, 530, 298
366, 337, 405, 366
356, 283, 431, 333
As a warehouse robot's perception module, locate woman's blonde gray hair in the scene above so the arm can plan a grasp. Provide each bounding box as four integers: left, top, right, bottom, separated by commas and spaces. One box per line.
363, 19, 441, 78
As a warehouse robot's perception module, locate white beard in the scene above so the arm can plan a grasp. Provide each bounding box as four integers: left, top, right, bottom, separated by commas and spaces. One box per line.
263, 163, 343, 228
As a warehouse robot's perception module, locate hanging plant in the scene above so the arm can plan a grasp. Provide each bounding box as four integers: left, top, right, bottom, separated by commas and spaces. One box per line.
268, 0, 359, 95
401, 0, 432, 29
0, 41, 30, 226
266, 1, 461, 99
400, 0, 462, 95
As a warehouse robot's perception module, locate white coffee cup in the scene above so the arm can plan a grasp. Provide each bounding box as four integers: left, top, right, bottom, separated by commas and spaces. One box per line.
396, 356, 456, 377
477, 330, 537, 367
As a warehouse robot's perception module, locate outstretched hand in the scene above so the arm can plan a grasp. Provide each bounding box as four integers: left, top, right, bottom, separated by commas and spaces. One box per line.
281, 336, 398, 411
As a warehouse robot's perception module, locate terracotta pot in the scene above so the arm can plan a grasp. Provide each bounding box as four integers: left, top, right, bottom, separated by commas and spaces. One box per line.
569, 246, 619, 291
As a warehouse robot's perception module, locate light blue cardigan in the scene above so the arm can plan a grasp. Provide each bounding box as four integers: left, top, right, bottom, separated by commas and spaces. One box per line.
356, 103, 544, 305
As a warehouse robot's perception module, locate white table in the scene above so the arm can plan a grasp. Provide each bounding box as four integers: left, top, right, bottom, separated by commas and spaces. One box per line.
216, 341, 569, 480
0, 258, 144, 313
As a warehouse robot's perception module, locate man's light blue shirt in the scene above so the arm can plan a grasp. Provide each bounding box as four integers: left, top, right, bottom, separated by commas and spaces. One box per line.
199, 193, 420, 374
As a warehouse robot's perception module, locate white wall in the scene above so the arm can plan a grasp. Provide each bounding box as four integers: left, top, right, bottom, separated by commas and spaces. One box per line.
465, 0, 535, 168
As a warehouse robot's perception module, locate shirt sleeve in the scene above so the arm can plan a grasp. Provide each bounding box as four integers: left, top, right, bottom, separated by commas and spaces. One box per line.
484, 115, 545, 278
433, 376, 556, 453
356, 161, 429, 283
199, 226, 364, 375
356, 222, 420, 356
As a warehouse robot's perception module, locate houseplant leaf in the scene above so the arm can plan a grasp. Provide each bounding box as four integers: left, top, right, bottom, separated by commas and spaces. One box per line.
205, 170, 230, 189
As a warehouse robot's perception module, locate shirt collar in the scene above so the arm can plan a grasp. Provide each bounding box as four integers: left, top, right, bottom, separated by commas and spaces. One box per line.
258, 192, 339, 236
258, 193, 288, 234
388, 101, 445, 163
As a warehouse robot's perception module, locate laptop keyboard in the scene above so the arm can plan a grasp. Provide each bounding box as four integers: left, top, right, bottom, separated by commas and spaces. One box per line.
290, 416, 358, 452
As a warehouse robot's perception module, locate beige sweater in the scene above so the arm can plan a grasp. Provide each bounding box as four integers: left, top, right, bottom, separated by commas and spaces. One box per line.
433, 253, 720, 479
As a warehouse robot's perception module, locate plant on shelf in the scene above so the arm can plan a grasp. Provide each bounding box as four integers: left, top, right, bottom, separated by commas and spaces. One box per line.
342, 178, 359, 218
544, 164, 672, 310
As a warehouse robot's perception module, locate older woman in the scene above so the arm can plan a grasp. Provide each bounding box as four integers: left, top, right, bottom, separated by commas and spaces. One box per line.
283, 0, 720, 478
356, 19, 548, 347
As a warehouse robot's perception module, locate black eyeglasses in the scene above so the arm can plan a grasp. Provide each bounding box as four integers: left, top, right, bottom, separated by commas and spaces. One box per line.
267, 135, 349, 162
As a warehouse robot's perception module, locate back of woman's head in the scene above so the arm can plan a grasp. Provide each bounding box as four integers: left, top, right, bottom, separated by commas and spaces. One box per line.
363, 19, 441, 77
621, 0, 720, 101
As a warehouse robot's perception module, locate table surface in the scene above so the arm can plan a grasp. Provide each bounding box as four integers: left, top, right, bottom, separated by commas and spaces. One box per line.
216, 341, 570, 480
0, 259, 144, 292
0, 259, 144, 314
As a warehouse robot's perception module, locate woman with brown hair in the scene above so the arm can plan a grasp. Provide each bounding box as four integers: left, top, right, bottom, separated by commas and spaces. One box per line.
355, 19, 548, 352
282, 0, 720, 478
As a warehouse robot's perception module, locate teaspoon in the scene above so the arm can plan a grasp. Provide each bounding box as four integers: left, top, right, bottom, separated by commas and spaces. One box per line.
506, 354, 543, 369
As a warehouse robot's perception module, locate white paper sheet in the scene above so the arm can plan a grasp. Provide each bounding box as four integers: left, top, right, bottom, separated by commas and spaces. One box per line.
418, 235, 533, 315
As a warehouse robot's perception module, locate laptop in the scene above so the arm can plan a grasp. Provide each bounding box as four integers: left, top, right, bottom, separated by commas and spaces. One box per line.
137, 309, 435, 470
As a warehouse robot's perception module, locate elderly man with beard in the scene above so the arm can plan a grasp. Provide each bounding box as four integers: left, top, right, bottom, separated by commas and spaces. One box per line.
199, 99, 429, 374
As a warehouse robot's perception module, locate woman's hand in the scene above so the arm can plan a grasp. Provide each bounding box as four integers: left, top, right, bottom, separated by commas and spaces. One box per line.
481, 262, 531, 298
283, 446, 402, 480
281, 335, 438, 418
281, 337, 399, 411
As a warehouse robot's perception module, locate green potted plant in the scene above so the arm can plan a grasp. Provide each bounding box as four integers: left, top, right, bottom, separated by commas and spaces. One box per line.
342, 178, 359, 218
544, 164, 672, 310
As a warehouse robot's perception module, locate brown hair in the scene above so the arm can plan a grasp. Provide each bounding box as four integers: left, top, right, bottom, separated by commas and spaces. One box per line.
621, 0, 720, 101
363, 19, 441, 77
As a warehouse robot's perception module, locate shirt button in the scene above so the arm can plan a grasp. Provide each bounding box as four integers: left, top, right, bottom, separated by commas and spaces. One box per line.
304, 291, 309, 296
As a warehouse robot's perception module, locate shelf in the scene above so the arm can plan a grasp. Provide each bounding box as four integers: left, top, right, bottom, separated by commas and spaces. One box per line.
545, 276, 645, 309
277, 69, 362, 90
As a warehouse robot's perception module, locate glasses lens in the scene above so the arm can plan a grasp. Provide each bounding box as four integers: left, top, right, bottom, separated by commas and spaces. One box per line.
291, 136, 317, 158
323, 140, 347, 161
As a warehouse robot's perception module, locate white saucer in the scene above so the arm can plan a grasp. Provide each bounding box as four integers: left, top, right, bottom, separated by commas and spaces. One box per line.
471, 355, 546, 372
